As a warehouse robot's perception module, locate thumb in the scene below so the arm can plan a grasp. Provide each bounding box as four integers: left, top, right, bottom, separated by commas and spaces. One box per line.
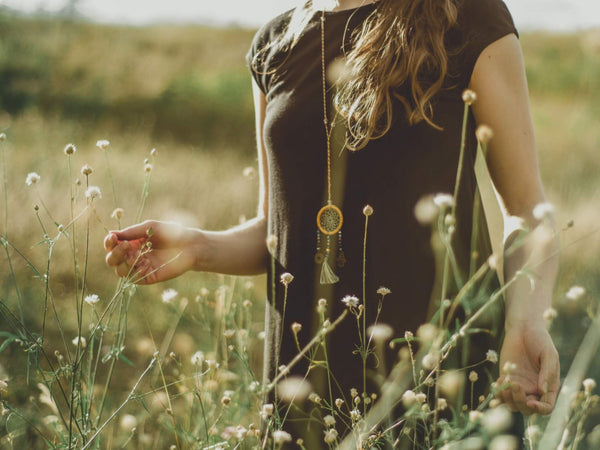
111, 221, 156, 242
538, 344, 558, 398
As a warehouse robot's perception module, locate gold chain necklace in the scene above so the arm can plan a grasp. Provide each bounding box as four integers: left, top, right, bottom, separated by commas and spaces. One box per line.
315, 9, 346, 284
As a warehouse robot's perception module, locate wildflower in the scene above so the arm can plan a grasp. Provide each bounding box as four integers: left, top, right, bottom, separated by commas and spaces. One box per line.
414, 194, 439, 225
236, 426, 248, 439
0, 380, 7, 392
469, 410, 483, 422
488, 254, 498, 271
350, 409, 361, 422
422, 353, 439, 370
324, 428, 338, 444
150, 148, 157, 156
243, 166, 256, 178
277, 376, 312, 403
72, 336, 86, 348
476, 125, 494, 144
377, 286, 391, 296
221, 394, 231, 406
490, 435, 519, 450
223, 329, 235, 338
280, 272, 294, 286
583, 378, 596, 395
367, 324, 394, 343
309, 392, 322, 404
261, 403, 274, 418
0, 133, 5, 141
273, 430, 292, 445
402, 390, 417, 408
85, 186, 102, 200
80, 164, 93, 176
502, 361, 517, 374
566, 285, 586, 301
363, 204, 374, 216
323, 415, 336, 427
161, 289, 178, 304
437, 398, 448, 411
416, 323, 438, 342
439, 370, 464, 399
317, 298, 327, 314
486, 349, 499, 364
64, 143, 76, 155
266, 234, 278, 253
144, 163, 153, 173
482, 406, 513, 436
25, 172, 41, 186
462, 89, 477, 105
291, 322, 302, 334
96, 139, 110, 150
84, 294, 99, 305
190, 351, 204, 366
341, 295, 360, 309
532, 202, 555, 221
119, 414, 137, 430
433, 193, 454, 209
469, 371, 479, 383
350, 387, 358, 398
111, 208, 124, 220
243, 299, 252, 308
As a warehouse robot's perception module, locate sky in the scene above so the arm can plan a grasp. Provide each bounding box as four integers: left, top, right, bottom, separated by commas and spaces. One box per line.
2, 0, 600, 31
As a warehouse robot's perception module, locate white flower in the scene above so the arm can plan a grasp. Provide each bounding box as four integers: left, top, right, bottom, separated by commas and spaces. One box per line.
161, 288, 178, 304
277, 376, 312, 403
84, 294, 99, 305
119, 414, 137, 430
532, 202, 555, 221
335, 398, 344, 409
583, 378, 596, 395
341, 295, 360, 308
476, 125, 494, 144
0, 133, 6, 142
433, 193, 454, 209
64, 143, 76, 155
261, 403, 274, 417
190, 351, 204, 366
81, 164, 93, 176
96, 139, 110, 150
324, 428, 338, 444
462, 89, 477, 105
26, 172, 41, 186
144, 163, 153, 173
482, 406, 514, 436
414, 195, 439, 225
0, 380, 7, 392
266, 234, 278, 253
367, 324, 394, 343
566, 285, 586, 301
490, 434, 519, 450
323, 415, 336, 427
72, 336, 86, 348
486, 349, 499, 364
362, 204, 374, 216
85, 186, 102, 200
111, 208, 124, 220
469, 371, 479, 383
350, 409, 361, 422
243, 166, 256, 178
272, 430, 292, 445
291, 322, 302, 334
402, 390, 417, 408
377, 286, 391, 296
543, 308, 558, 322
280, 272, 294, 286
437, 398, 448, 411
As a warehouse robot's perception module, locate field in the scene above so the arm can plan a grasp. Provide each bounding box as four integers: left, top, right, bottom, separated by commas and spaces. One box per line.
1, 10, 600, 449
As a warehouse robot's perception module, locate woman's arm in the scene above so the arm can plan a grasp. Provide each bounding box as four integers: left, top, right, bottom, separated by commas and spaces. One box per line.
104, 80, 270, 283
470, 34, 560, 415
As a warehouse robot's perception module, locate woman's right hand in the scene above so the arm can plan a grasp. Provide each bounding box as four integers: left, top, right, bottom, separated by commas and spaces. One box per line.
104, 220, 200, 284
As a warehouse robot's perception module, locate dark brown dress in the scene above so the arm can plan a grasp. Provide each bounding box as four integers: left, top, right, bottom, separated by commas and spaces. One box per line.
246, 0, 518, 439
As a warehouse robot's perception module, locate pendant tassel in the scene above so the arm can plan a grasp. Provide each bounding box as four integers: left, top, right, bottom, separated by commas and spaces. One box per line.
320, 255, 339, 284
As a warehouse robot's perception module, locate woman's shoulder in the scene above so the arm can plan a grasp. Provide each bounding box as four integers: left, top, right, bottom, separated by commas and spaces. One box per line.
248, 8, 295, 55
456, 0, 517, 37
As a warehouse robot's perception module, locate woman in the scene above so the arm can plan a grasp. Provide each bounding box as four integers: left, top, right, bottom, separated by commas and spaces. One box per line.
105, 0, 559, 443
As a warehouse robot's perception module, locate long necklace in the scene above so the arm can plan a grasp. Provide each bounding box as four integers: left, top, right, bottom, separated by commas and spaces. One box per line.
315, 9, 346, 284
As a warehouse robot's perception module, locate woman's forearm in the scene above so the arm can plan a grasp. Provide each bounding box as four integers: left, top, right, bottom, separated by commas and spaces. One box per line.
191, 215, 269, 276
503, 221, 560, 330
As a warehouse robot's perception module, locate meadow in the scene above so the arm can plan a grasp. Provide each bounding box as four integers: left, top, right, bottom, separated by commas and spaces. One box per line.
0, 10, 600, 449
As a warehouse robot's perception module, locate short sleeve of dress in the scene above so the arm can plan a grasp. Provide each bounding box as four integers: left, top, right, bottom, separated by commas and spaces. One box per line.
459, 0, 519, 82
245, 11, 292, 95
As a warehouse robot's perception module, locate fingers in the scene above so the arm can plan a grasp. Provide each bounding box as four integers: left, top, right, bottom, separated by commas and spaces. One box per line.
537, 345, 560, 413
509, 382, 535, 415
113, 220, 157, 242
105, 240, 131, 267
104, 232, 118, 251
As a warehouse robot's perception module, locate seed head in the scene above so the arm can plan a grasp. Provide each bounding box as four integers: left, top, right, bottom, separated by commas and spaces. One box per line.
476, 125, 494, 144
190, 351, 204, 366
401, 390, 417, 408
81, 164, 93, 176
486, 349, 499, 364
583, 378, 596, 395
291, 322, 302, 334
85, 294, 99, 305
363, 204, 374, 216
469, 371, 479, 383
261, 403, 274, 417
272, 430, 292, 445
335, 398, 344, 409
543, 307, 558, 322
111, 208, 124, 220
323, 415, 336, 427
144, 163, 153, 173
150, 148, 157, 156
341, 295, 360, 309
280, 272, 294, 286
377, 286, 391, 296
64, 143, 76, 155
266, 234, 278, 253
96, 140, 110, 150
0, 133, 6, 142
324, 428, 338, 444
161, 289, 178, 304
26, 172, 41, 186
85, 186, 102, 200
462, 89, 477, 105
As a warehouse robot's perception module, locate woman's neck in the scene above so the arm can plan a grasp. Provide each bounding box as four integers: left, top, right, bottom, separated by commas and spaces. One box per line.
314, 0, 376, 12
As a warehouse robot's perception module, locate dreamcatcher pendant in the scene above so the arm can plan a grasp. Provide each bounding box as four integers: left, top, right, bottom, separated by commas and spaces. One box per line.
315, 202, 345, 284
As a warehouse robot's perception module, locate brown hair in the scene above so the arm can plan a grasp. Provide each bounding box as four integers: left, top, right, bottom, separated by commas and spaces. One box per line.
252, 0, 459, 150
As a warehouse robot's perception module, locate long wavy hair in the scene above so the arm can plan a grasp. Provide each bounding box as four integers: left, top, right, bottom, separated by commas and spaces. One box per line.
253, 0, 459, 150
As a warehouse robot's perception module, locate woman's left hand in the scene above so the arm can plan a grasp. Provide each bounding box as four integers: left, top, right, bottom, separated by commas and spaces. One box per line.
497, 324, 560, 415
